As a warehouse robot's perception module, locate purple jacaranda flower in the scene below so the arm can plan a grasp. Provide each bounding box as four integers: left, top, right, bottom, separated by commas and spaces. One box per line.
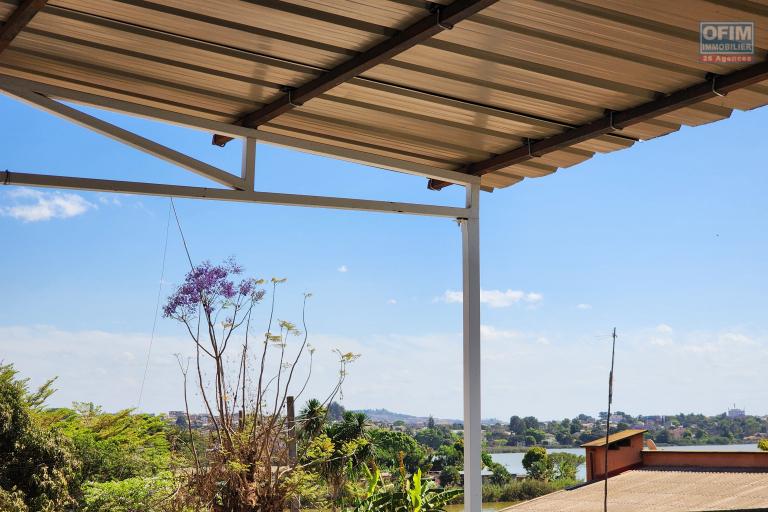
163, 258, 265, 320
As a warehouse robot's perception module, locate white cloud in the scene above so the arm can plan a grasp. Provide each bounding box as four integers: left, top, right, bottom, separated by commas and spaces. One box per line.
525, 292, 543, 304
577, 303, 593, 310
387, 299, 397, 305
337, 265, 348, 273
97, 194, 122, 206
480, 324, 520, 340
656, 323, 673, 333
437, 289, 543, 308
482, 289, 525, 307
1, 188, 95, 222
1, 323, 766, 420
439, 290, 464, 304
0, 325, 190, 413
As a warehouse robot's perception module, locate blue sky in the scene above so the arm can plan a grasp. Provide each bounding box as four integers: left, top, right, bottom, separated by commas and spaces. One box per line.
1, 94, 766, 421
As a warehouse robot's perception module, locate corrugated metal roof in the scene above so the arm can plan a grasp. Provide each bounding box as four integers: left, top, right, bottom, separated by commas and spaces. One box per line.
1, 0, 767, 189
501, 469, 768, 512
582, 429, 647, 447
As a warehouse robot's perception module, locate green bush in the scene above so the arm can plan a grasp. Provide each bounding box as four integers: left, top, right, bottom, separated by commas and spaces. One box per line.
549, 452, 585, 481
81, 473, 176, 512
353, 468, 462, 512
43, 403, 173, 485
522, 447, 551, 480
481, 479, 575, 503
0, 364, 78, 511
439, 466, 460, 487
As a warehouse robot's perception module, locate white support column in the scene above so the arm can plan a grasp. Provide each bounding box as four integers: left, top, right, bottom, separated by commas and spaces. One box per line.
462, 183, 481, 512
241, 137, 256, 191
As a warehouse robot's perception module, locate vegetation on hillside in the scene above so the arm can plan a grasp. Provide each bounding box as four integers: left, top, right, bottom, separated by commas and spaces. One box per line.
483, 412, 768, 451
8, 257, 762, 510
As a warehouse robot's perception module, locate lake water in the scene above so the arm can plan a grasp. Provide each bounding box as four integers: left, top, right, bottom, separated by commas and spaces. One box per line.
490, 443, 759, 482
491, 448, 587, 480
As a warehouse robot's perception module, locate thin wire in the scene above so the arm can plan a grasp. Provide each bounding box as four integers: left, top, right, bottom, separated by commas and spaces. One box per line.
137, 199, 172, 409
604, 327, 618, 512
171, 197, 194, 270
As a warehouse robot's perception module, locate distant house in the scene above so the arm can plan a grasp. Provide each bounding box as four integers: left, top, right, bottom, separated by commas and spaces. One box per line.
728, 407, 746, 418
459, 468, 494, 485
668, 425, 686, 440
501, 429, 768, 512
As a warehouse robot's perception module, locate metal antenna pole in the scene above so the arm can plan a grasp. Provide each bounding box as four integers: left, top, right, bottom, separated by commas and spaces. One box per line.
603, 327, 617, 512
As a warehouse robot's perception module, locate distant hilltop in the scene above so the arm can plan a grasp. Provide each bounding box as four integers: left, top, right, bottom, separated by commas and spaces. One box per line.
351, 408, 501, 426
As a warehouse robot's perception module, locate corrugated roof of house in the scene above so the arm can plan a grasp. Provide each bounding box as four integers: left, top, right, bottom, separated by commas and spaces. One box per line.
502, 469, 768, 512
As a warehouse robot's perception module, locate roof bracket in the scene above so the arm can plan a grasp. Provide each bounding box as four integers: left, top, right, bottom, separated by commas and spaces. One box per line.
606, 110, 621, 131
525, 137, 536, 157
707, 74, 726, 98
280, 85, 304, 107
426, 2, 454, 30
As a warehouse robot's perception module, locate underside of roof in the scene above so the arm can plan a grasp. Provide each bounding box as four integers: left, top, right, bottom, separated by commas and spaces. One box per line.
1, 0, 767, 190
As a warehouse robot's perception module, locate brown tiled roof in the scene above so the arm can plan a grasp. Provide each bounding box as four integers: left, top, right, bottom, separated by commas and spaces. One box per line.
581, 429, 647, 447
502, 469, 768, 512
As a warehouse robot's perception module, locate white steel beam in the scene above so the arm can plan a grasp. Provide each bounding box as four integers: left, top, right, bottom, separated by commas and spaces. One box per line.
2, 172, 470, 219
462, 183, 482, 512
0, 75, 480, 187
0, 83, 245, 190
242, 137, 256, 191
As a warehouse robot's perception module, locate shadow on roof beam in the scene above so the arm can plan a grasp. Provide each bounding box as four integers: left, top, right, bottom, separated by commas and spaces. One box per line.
428, 59, 768, 190
211, 0, 499, 147
0, 0, 48, 55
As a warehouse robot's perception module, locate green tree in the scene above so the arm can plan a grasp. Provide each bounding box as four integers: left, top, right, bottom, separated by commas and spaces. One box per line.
371, 429, 425, 473
549, 452, 585, 481
555, 431, 573, 445
438, 466, 460, 487
299, 398, 327, 440
434, 439, 463, 469
0, 364, 77, 511
522, 447, 552, 481
427, 415, 436, 429
43, 404, 172, 485
415, 426, 452, 450
309, 411, 373, 508
328, 402, 346, 422
81, 473, 175, 512
482, 453, 512, 485
759, 439, 768, 451
526, 428, 546, 443
509, 415, 526, 435
523, 416, 540, 430
570, 419, 582, 434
